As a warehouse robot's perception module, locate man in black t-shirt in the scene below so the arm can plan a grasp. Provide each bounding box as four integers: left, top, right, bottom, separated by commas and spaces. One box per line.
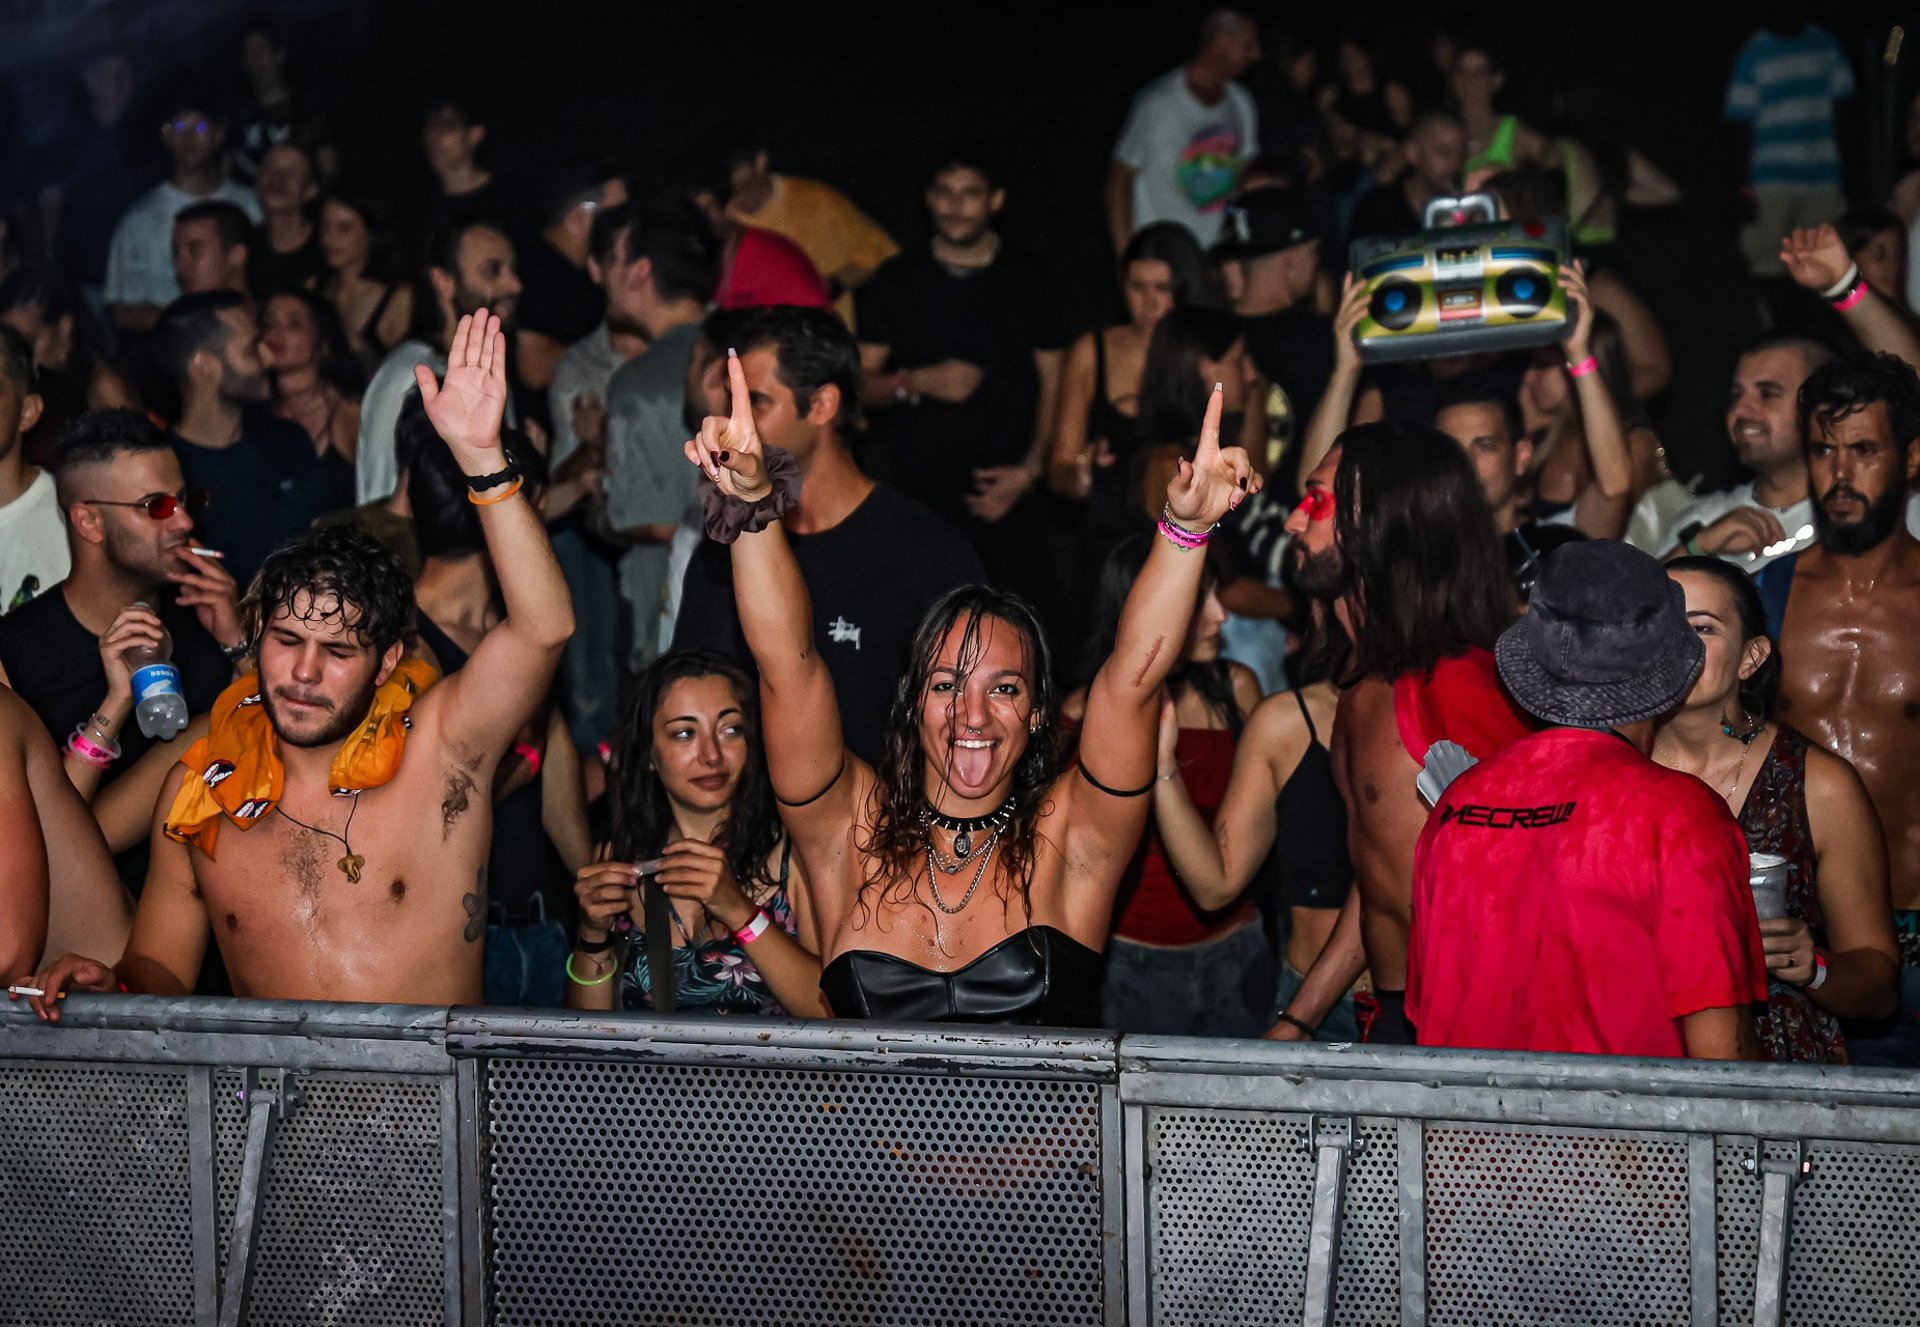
855, 151, 1064, 615
673, 307, 982, 766
1348, 110, 1468, 243
155, 290, 337, 584
0, 410, 240, 889
512, 165, 626, 426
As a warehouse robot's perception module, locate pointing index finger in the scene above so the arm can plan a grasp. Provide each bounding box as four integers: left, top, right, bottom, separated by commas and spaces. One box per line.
1195, 382, 1224, 462
727, 348, 753, 437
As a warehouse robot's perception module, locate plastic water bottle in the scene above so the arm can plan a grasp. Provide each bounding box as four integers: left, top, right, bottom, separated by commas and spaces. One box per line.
127, 603, 189, 739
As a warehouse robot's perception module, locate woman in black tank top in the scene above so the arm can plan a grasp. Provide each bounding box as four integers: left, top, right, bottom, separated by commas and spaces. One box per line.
1151, 673, 1363, 1041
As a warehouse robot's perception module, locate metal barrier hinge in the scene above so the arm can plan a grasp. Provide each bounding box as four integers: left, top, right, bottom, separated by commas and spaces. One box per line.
216, 1068, 302, 1327
1749, 1139, 1809, 1327
1301, 1116, 1354, 1327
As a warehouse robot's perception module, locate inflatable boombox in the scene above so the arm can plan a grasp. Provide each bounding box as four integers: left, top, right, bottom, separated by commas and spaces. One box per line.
1348, 193, 1569, 364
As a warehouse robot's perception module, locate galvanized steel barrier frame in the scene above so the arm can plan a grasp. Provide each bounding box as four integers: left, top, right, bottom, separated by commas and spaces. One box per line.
4, 997, 1919, 1326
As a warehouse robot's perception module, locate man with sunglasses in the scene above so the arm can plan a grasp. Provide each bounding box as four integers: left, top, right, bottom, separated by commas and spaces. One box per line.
104, 96, 259, 335
0, 409, 243, 885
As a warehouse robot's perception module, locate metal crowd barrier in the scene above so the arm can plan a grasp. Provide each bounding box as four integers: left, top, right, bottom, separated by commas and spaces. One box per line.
3, 997, 1918, 1326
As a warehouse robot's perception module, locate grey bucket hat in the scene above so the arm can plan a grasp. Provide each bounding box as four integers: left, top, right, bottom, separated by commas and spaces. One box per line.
1495, 540, 1704, 728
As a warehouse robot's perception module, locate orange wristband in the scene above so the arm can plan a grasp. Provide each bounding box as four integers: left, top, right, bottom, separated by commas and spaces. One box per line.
466, 475, 525, 506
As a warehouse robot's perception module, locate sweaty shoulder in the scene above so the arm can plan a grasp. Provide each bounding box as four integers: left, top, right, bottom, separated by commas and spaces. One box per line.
1394, 648, 1534, 765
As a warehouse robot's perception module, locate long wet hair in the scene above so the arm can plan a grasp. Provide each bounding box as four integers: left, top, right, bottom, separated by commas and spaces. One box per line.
1078, 533, 1243, 736
1332, 420, 1515, 680
859, 585, 1060, 924
608, 650, 783, 900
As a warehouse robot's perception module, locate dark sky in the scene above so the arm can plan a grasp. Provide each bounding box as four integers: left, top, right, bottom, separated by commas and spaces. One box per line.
5, 0, 1916, 483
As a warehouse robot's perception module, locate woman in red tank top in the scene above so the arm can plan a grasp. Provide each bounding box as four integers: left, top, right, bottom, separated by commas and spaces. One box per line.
1063, 534, 1269, 1034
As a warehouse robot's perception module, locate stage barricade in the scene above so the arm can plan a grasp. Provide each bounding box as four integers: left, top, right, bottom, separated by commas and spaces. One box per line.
3, 998, 1917, 1325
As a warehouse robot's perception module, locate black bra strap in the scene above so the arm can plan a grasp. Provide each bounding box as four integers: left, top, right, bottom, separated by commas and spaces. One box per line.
1293, 687, 1321, 747
1077, 763, 1155, 798
775, 756, 847, 809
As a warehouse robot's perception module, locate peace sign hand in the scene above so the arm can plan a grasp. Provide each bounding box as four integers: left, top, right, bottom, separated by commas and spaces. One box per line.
683, 349, 773, 502
1166, 384, 1259, 528
414, 310, 509, 463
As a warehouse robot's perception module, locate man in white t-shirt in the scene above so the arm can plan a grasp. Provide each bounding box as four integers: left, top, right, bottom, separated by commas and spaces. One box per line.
104, 98, 260, 334
1107, 9, 1262, 251
0, 328, 67, 613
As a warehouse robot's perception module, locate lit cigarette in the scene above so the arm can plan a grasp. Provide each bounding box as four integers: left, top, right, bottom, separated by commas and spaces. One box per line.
188, 547, 225, 559
7, 985, 45, 998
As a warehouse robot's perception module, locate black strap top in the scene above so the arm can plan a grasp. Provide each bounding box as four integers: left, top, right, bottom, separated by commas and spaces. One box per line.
1274, 690, 1353, 912
820, 925, 1103, 1026
1090, 327, 1145, 460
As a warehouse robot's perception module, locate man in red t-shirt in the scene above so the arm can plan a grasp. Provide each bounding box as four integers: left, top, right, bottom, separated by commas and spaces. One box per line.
1271, 422, 1533, 1045
1408, 540, 1766, 1058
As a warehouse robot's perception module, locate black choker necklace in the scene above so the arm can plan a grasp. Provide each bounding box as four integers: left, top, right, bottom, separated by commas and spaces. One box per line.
920, 796, 1015, 860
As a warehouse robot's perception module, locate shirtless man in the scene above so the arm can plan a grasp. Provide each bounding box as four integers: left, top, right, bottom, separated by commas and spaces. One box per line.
1764, 350, 1920, 1065
1267, 422, 1531, 1044
25, 310, 573, 1015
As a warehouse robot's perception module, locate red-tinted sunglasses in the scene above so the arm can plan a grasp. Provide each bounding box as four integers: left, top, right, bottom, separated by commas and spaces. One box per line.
82, 489, 210, 521
1294, 488, 1335, 522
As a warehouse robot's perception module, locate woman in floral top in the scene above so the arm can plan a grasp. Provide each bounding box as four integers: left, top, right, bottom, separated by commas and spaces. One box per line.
566, 651, 825, 1017
1653, 561, 1899, 1062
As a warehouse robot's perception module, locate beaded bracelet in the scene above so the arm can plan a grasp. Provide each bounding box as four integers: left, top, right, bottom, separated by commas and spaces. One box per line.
565, 952, 617, 986
734, 908, 774, 947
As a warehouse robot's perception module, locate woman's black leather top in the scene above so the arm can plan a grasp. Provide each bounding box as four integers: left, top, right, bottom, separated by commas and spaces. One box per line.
820, 926, 1103, 1026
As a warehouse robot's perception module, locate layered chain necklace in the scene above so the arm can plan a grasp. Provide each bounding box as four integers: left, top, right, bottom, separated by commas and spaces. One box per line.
920, 797, 1016, 915
1716, 711, 1766, 802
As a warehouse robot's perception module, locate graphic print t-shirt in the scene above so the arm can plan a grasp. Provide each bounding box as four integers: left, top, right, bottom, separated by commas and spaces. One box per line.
1408, 728, 1767, 1057
1114, 67, 1260, 246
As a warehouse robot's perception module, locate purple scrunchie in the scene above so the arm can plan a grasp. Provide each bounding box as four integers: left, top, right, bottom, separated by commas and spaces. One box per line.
699, 445, 802, 544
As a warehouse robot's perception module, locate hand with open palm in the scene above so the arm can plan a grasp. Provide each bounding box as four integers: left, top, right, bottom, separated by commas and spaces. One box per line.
415, 309, 510, 471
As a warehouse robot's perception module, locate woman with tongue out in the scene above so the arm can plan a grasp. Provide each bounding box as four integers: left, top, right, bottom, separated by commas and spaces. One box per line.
685, 348, 1258, 1024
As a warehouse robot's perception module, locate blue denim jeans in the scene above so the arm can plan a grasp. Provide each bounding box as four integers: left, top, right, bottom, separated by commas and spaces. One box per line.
484, 919, 572, 1008
551, 526, 621, 751
1100, 921, 1278, 1037
1273, 960, 1364, 1044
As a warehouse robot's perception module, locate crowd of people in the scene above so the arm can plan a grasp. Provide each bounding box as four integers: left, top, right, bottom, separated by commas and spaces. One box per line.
3, 7, 1918, 1068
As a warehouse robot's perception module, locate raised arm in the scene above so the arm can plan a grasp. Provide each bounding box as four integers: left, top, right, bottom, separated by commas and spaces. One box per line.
1560, 263, 1633, 503
1783, 224, 1920, 371
1297, 275, 1369, 493
1153, 688, 1300, 910
1069, 387, 1257, 856
691, 351, 856, 831
414, 311, 576, 762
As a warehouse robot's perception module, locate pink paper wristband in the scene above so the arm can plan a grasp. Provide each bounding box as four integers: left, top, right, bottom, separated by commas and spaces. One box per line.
1157, 519, 1210, 550
67, 728, 117, 767
734, 909, 774, 946
1566, 355, 1598, 379
1831, 281, 1869, 313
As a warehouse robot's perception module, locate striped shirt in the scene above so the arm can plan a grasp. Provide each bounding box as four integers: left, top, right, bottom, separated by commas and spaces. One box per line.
1724, 25, 1855, 187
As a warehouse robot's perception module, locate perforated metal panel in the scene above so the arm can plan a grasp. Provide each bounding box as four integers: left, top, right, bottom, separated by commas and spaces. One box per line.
1143, 1110, 1399, 1326
1423, 1123, 1690, 1326
215, 1071, 449, 1325
483, 1058, 1107, 1326
0, 1061, 196, 1326
1718, 1138, 1920, 1327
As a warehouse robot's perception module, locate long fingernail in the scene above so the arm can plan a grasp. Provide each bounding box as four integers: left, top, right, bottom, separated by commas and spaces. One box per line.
1213, 382, 1223, 393
718, 451, 730, 462
1237, 476, 1248, 489
728, 347, 738, 360
710, 451, 722, 465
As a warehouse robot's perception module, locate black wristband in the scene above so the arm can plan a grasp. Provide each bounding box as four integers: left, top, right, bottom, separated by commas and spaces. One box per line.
575, 932, 614, 954
1274, 1010, 1317, 1039
463, 463, 520, 493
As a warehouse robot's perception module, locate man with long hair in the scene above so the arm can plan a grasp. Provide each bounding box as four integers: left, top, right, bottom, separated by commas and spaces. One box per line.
1758, 351, 1920, 1065
1267, 421, 1532, 1045
22, 310, 574, 1013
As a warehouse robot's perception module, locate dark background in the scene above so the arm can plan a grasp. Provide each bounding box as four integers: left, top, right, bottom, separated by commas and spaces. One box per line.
5, 0, 1918, 486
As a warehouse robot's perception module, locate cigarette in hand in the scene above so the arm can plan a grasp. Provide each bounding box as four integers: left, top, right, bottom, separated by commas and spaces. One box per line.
7, 985, 48, 998
188, 547, 225, 559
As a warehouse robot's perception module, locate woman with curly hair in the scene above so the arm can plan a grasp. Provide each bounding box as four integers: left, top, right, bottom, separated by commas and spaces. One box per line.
566, 650, 826, 1016
687, 345, 1258, 1024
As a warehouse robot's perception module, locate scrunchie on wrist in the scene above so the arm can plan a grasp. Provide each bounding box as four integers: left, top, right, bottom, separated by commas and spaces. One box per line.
700, 445, 803, 544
